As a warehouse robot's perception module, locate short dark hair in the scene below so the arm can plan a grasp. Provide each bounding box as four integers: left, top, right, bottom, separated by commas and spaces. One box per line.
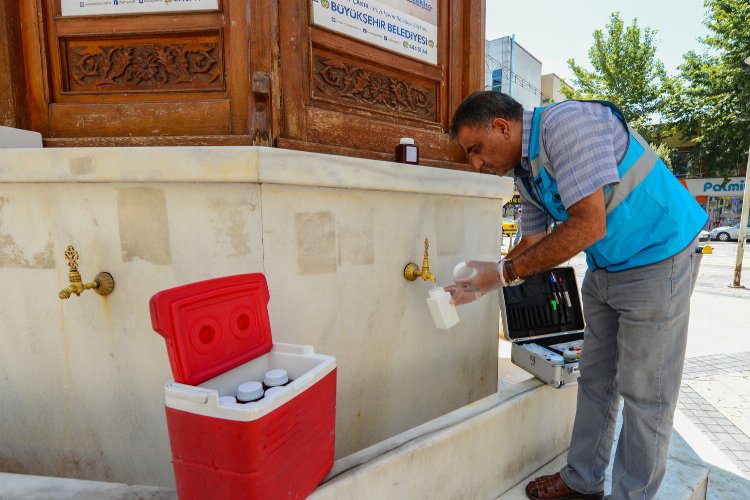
449, 91, 523, 140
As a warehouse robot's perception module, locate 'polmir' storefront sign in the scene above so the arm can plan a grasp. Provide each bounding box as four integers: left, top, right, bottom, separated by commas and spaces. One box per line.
311, 0, 438, 65
683, 177, 746, 197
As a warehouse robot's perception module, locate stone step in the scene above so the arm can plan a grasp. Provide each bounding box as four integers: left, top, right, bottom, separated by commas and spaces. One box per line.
1, 358, 574, 500
669, 410, 749, 500
311, 377, 578, 500
5, 391, 746, 499
0, 377, 572, 500
496, 403, 750, 500
496, 448, 708, 500
0, 473, 176, 500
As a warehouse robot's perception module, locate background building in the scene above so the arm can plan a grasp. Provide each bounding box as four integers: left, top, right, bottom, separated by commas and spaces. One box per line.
665, 133, 748, 228
541, 73, 571, 105
485, 36, 546, 110
680, 177, 746, 229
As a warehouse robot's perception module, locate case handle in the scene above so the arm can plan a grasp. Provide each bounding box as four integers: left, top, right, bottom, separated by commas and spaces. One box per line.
165, 382, 211, 404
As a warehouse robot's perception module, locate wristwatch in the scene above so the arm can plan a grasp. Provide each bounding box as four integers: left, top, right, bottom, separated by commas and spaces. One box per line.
505, 258, 520, 281
498, 258, 524, 287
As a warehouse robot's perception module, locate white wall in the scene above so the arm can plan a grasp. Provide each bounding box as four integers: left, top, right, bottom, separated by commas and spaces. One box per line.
0, 147, 513, 487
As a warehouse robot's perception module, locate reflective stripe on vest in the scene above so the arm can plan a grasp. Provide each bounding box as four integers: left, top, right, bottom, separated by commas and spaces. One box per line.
518, 100, 708, 271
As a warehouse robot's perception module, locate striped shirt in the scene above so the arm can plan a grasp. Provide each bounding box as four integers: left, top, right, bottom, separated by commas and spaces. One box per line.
515, 101, 627, 235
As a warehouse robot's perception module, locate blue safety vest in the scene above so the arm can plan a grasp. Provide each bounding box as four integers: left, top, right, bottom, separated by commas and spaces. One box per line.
517, 100, 708, 271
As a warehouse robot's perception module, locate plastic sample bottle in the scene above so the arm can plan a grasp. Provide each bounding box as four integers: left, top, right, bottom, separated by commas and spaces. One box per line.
263, 369, 290, 391
264, 386, 287, 398
218, 395, 238, 407
236, 381, 264, 403
427, 288, 460, 329
395, 137, 419, 165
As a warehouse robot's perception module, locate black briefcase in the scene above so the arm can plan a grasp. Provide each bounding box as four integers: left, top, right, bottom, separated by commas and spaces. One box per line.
500, 267, 584, 388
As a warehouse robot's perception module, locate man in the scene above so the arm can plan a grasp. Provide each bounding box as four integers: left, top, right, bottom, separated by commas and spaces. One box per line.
447, 92, 706, 500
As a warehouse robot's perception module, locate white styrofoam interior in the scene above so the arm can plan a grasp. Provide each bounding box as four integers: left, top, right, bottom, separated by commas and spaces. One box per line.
164, 342, 336, 421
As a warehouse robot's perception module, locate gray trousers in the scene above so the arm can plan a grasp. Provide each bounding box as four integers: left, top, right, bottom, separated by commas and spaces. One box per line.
561, 240, 701, 499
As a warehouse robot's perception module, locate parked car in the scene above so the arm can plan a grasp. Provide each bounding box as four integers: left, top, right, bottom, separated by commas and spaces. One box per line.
698, 230, 710, 242
709, 222, 750, 242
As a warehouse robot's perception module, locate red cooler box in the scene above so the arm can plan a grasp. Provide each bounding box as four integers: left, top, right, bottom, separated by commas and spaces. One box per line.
149, 273, 337, 500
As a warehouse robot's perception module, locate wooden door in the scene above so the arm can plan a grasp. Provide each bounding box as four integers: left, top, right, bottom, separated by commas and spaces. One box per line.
13, 0, 483, 167
0, 1, 29, 130
19, 0, 264, 146
277, 0, 484, 169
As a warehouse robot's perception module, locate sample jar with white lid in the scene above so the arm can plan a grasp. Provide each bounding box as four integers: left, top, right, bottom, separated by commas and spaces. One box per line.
236, 381, 264, 403
263, 369, 289, 391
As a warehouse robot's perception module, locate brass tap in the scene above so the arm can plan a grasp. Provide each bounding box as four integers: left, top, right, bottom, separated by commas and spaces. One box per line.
59, 245, 115, 299
404, 238, 437, 283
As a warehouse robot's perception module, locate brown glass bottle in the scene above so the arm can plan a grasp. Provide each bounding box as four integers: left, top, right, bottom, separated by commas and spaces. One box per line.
395, 138, 419, 164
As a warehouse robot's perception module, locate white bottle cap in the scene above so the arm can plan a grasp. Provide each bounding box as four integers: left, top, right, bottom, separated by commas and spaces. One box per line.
219, 396, 238, 407
236, 381, 263, 402
453, 261, 477, 280
264, 369, 289, 387
399, 137, 415, 145
563, 349, 579, 360
264, 386, 287, 398
429, 287, 449, 298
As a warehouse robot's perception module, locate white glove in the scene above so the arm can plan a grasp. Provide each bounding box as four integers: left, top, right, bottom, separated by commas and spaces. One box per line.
446, 260, 504, 306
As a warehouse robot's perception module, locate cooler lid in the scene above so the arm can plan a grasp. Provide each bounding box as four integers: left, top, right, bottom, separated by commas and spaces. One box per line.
149, 273, 273, 386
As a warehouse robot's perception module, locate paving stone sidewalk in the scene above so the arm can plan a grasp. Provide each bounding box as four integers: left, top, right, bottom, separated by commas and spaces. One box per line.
678, 352, 750, 476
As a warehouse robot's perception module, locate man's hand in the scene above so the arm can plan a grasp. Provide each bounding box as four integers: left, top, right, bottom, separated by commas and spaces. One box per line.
446, 260, 503, 306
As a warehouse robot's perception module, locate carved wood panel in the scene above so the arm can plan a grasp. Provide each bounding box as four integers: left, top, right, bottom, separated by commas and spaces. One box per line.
16, 0, 260, 145
312, 49, 437, 122
278, 0, 484, 168
65, 35, 224, 93
12, 0, 482, 159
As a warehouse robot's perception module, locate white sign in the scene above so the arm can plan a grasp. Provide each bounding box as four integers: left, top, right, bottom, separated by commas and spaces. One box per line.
311, 0, 438, 65
684, 177, 746, 197
61, 0, 219, 17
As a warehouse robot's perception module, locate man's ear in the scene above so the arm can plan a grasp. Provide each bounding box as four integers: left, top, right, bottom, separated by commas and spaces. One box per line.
491, 117, 511, 138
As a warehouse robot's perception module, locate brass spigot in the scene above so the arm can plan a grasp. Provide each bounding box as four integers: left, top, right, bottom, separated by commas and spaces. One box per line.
59, 245, 115, 299
404, 238, 437, 283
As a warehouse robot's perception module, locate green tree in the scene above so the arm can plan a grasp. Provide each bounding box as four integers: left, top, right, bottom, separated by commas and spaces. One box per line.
562, 12, 671, 141
665, 0, 750, 178
651, 142, 674, 170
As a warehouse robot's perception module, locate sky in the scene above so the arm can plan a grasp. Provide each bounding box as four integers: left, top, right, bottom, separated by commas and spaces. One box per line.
485, 0, 711, 81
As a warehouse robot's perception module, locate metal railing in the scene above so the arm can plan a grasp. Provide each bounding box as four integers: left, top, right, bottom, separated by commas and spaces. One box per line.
484, 53, 552, 103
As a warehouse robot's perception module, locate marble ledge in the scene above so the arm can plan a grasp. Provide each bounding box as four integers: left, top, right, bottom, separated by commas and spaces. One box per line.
0, 146, 514, 200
